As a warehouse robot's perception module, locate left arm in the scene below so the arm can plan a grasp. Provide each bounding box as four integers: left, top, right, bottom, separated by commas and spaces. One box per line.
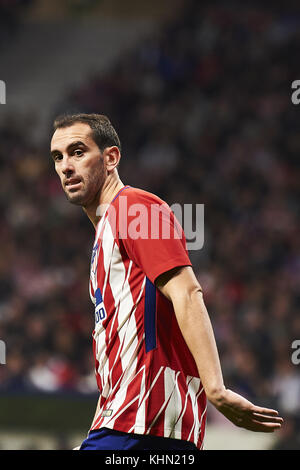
155, 266, 283, 432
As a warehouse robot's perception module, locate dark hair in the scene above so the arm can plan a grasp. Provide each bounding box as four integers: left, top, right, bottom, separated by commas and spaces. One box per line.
53, 113, 121, 152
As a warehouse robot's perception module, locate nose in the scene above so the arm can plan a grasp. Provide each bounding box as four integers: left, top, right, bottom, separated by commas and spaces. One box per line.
61, 156, 75, 176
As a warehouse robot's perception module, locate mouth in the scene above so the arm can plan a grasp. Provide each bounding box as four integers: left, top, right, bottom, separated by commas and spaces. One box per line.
64, 177, 82, 190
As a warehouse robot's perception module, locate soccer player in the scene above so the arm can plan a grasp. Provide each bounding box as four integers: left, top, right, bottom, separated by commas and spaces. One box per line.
50, 114, 283, 450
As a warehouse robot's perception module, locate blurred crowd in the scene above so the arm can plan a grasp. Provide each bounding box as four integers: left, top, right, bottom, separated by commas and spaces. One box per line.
0, 0, 33, 46
0, 0, 300, 448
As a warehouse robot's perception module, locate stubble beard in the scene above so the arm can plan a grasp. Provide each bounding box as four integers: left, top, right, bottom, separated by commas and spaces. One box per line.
64, 169, 104, 209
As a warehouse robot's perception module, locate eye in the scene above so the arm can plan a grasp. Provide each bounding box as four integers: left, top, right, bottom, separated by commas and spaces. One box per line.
74, 149, 83, 157
54, 154, 63, 162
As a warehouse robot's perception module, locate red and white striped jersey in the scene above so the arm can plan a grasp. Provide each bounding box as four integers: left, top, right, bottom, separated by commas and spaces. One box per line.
89, 186, 207, 449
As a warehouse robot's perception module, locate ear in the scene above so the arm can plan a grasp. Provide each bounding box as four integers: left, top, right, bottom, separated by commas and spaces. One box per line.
103, 146, 121, 173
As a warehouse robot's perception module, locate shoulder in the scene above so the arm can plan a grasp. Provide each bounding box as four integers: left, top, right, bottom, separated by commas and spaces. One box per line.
114, 186, 168, 208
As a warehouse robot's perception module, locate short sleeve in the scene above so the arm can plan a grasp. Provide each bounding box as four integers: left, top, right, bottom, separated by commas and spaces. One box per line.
114, 189, 192, 284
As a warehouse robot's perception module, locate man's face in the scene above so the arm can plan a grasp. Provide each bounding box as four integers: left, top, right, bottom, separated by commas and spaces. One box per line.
50, 122, 105, 207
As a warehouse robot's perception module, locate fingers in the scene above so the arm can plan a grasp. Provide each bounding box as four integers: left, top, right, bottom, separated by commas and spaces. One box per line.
244, 420, 283, 433
237, 409, 283, 433
217, 390, 284, 433
252, 412, 283, 424
251, 406, 280, 416
247, 405, 284, 424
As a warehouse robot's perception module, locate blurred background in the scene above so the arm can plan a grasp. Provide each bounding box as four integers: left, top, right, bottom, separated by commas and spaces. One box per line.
0, 0, 299, 450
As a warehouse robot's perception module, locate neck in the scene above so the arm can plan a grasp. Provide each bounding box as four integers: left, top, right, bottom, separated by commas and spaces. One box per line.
84, 172, 125, 229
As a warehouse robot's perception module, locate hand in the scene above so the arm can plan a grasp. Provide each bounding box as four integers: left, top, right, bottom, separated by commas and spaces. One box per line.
210, 388, 283, 432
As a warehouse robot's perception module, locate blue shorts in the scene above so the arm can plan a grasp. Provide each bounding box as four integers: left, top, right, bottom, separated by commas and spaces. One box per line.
80, 428, 198, 451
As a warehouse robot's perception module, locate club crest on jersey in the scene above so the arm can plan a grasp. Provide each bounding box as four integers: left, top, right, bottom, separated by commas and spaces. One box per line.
91, 242, 99, 275
95, 288, 107, 324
